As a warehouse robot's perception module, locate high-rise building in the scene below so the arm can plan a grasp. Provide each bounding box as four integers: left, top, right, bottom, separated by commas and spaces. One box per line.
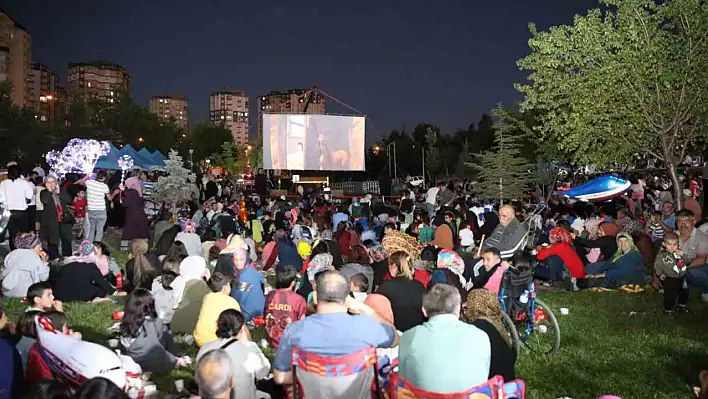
28, 63, 65, 123
0, 10, 32, 108
67, 60, 130, 102
209, 91, 249, 146
257, 88, 325, 138
150, 95, 189, 135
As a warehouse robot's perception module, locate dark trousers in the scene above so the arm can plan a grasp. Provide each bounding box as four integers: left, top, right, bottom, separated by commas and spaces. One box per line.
534, 255, 565, 281
47, 245, 60, 260
8, 210, 30, 250
60, 223, 73, 257
663, 276, 689, 310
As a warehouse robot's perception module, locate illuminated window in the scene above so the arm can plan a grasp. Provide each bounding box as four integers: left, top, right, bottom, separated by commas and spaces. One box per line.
110, 91, 114, 96
244, 112, 249, 116
87, 82, 91, 87
159, 98, 164, 103
40, 115, 47, 121
40, 96, 47, 103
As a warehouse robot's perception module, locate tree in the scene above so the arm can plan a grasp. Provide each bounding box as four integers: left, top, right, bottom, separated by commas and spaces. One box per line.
249, 136, 263, 171
472, 105, 533, 204
190, 122, 233, 163
424, 127, 442, 181
516, 0, 708, 207
211, 141, 249, 175
154, 150, 199, 211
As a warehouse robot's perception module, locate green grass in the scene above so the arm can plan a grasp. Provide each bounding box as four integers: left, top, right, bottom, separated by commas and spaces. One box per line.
3, 290, 707, 398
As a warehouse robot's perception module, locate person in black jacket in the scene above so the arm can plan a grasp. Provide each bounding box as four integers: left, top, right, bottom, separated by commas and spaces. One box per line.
53, 242, 115, 302
463, 289, 516, 381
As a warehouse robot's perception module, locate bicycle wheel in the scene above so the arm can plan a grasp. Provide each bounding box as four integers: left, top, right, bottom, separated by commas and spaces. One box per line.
522, 299, 561, 356
500, 310, 521, 358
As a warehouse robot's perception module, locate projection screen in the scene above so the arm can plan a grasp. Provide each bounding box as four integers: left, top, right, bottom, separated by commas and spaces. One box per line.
262, 114, 365, 171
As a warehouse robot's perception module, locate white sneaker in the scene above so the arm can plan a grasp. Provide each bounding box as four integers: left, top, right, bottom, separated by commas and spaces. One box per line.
701, 293, 708, 303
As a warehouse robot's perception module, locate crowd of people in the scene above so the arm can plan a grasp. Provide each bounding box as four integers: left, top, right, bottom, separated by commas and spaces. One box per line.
1, 164, 708, 398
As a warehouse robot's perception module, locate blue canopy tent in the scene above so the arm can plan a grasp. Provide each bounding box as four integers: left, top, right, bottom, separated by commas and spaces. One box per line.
94, 142, 122, 170
119, 144, 157, 170
151, 150, 167, 164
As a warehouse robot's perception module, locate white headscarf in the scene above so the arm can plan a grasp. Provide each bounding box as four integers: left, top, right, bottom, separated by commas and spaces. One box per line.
180, 255, 208, 282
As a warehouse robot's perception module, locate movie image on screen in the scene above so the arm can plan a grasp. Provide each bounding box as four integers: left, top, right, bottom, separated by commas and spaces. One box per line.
262, 114, 365, 171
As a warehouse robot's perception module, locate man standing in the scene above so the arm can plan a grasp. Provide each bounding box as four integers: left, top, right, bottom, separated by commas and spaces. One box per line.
399, 283, 491, 393
425, 182, 444, 220
84, 171, 114, 242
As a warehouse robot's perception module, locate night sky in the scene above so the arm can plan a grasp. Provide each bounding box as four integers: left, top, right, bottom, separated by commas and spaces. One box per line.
6, 0, 598, 141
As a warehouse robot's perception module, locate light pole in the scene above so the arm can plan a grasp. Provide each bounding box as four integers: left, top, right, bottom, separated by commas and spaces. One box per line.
386, 142, 397, 180
189, 148, 194, 170
246, 144, 252, 169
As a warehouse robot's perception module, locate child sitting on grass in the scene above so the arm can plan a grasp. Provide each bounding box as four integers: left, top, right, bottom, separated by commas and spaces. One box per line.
264, 263, 307, 350
654, 232, 689, 313
193, 272, 241, 347
25, 282, 62, 313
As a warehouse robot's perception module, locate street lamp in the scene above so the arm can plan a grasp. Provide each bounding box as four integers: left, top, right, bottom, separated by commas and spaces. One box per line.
138, 137, 144, 143
189, 148, 194, 169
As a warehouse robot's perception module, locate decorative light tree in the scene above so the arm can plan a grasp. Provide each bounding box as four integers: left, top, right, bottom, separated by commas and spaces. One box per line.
46, 138, 110, 178
153, 150, 198, 215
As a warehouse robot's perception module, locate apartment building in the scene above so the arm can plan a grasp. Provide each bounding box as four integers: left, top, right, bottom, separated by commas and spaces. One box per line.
28, 63, 66, 122
150, 95, 189, 135
209, 91, 249, 146
0, 10, 32, 107
67, 60, 130, 102
257, 88, 325, 138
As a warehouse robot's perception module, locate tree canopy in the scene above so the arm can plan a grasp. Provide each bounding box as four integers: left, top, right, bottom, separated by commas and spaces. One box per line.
472, 105, 533, 203
516, 0, 708, 203
189, 122, 233, 163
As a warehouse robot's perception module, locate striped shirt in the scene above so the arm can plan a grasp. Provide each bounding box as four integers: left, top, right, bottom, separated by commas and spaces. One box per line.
85, 180, 109, 211
143, 181, 155, 199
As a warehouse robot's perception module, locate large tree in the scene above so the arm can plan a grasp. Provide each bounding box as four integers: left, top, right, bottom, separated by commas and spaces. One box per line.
472, 105, 533, 204
190, 122, 233, 163
516, 0, 708, 207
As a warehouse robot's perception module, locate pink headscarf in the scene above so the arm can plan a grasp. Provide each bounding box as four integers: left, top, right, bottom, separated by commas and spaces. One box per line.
125, 177, 142, 197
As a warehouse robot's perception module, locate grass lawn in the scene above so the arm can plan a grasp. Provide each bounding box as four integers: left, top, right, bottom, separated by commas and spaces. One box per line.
3, 289, 706, 398
2, 231, 707, 397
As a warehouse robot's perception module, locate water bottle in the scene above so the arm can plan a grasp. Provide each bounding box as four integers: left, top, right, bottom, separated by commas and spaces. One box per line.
116, 271, 124, 290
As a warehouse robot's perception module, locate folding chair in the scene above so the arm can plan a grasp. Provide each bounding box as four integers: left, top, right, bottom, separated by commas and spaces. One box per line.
387, 373, 525, 399
290, 346, 381, 399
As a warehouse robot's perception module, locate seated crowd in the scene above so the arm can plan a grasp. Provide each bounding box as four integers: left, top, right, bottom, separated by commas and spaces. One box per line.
1, 175, 707, 399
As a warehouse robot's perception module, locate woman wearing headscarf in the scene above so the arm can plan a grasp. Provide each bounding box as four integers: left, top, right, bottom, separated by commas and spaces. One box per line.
463, 289, 516, 381
175, 220, 202, 257
582, 232, 645, 289
433, 250, 468, 299
230, 247, 265, 321
574, 221, 620, 264
171, 256, 211, 334
121, 177, 148, 249
1, 233, 49, 297
364, 293, 400, 373
53, 241, 115, 302
534, 227, 585, 284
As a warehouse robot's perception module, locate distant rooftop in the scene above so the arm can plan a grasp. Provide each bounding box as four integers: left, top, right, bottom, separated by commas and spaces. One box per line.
68, 60, 127, 71
0, 8, 27, 32
210, 90, 247, 97
151, 95, 187, 101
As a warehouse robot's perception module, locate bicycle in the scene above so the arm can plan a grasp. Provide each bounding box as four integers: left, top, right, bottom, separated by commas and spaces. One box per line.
497, 265, 561, 357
